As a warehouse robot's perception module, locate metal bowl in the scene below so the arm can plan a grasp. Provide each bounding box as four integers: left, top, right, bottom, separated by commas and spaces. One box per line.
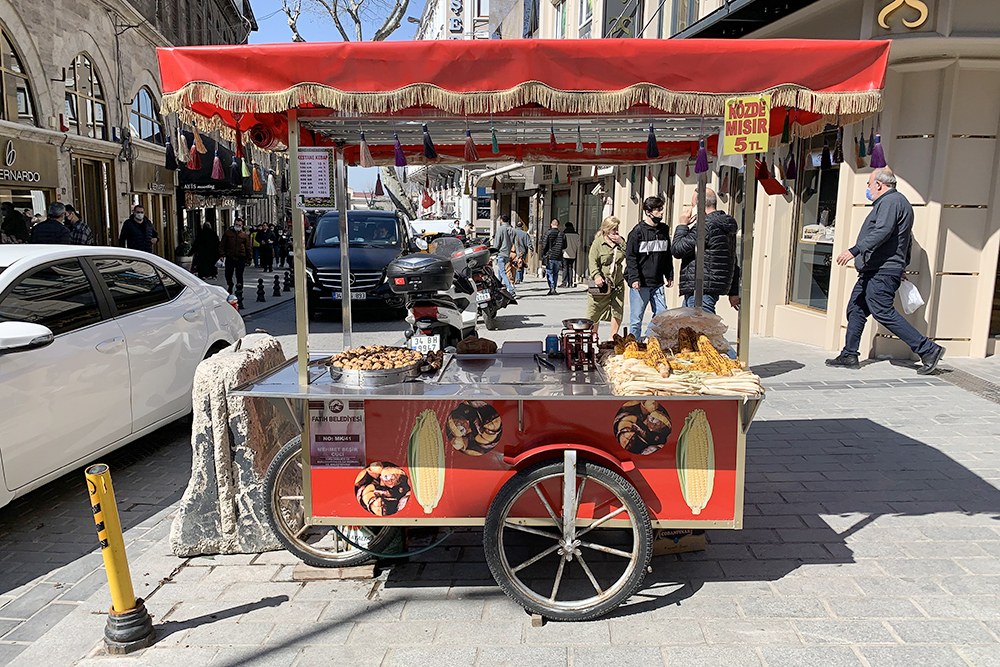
562, 318, 595, 331
327, 358, 423, 386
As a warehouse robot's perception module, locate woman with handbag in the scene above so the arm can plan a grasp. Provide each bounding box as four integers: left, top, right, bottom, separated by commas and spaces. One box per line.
586, 216, 626, 339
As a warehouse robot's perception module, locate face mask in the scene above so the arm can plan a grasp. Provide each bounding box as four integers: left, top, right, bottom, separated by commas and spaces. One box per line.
134, 213, 144, 220
233, 226, 242, 232
865, 188, 873, 201
649, 215, 663, 224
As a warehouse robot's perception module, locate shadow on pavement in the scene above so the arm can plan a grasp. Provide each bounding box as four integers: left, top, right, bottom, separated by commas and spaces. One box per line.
152, 595, 289, 643
750, 360, 806, 379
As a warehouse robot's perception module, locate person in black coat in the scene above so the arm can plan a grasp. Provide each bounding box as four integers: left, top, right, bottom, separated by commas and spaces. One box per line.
118, 205, 158, 253
624, 196, 673, 338
1, 202, 29, 243
540, 219, 566, 295
193, 222, 221, 279
258, 224, 277, 272
29, 202, 72, 244
671, 188, 740, 315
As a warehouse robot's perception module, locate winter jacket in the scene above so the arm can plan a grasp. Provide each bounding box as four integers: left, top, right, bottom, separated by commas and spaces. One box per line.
672, 210, 740, 297
541, 228, 566, 263
494, 223, 515, 256
562, 232, 581, 260
118, 217, 158, 252
220, 227, 253, 260
29, 218, 72, 244
513, 227, 533, 258
2, 209, 29, 243
850, 189, 913, 275
624, 221, 673, 288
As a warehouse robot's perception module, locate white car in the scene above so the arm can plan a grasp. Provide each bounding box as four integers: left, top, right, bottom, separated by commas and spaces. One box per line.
0, 245, 246, 508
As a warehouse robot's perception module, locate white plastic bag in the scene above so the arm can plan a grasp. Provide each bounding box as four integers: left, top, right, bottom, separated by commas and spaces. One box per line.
898, 278, 924, 314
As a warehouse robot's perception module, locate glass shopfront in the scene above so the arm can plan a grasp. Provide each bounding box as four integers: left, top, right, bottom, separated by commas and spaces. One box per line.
0, 132, 58, 225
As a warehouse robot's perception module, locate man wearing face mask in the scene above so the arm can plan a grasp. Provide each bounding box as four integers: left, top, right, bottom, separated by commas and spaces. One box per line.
828, 167, 943, 374
624, 196, 674, 339
118, 205, 158, 253
219, 217, 253, 294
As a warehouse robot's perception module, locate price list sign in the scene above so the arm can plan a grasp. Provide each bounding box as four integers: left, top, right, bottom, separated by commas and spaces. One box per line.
297, 148, 336, 208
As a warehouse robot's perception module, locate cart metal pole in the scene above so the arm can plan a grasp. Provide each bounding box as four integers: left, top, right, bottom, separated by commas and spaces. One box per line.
335, 142, 353, 350
288, 109, 309, 388
737, 154, 757, 368
693, 169, 708, 309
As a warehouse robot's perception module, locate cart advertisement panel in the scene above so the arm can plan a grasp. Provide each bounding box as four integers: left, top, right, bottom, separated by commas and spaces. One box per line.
310, 398, 740, 524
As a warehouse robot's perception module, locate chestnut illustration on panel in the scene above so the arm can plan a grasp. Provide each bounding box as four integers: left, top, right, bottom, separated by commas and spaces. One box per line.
446, 401, 503, 455
613, 400, 671, 455
354, 461, 411, 516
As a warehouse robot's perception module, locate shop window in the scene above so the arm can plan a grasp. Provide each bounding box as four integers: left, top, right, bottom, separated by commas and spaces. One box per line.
523, 0, 540, 37
788, 128, 841, 312
1, 27, 38, 126
0, 260, 103, 336
129, 87, 164, 146
64, 54, 108, 141
555, 1, 568, 38
672, 0, 700, 35
477, 0, 489, 17
603, 0, 641, 38
579, 0, 593, 38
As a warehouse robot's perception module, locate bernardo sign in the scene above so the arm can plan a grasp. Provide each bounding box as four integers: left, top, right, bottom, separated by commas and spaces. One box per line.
0, 136, 58, 189
1, 140, 41, 184
723, 94, 771, 156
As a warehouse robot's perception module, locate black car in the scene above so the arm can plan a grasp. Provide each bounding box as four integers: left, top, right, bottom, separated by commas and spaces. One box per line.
305, 210, 414, 318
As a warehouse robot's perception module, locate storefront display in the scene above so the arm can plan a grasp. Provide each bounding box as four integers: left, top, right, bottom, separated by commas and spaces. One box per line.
0, 132, 58, 220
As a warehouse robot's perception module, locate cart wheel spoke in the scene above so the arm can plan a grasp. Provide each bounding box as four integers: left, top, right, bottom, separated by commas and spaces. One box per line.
575, 552, 604, 596
504, 521, 561, 540
531, 484, 561, 526
549, 556, 566, 601
574, 477, 587, 512
279, 495, 304, 501
575, 506, 628, 539
294, 523, 310, 539
511, 543, 561, 573
579, 540, 633, 559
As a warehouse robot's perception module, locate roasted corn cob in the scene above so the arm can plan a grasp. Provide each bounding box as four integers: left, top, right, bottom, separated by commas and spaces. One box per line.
676, 409, 715, 515
407, 410, 445, 513
697, 334, 731, 376
678, 327, 697, 352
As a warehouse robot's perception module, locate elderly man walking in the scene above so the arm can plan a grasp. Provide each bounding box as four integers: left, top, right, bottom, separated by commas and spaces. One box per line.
827, 167, 944, 375
672, 188, 740, 314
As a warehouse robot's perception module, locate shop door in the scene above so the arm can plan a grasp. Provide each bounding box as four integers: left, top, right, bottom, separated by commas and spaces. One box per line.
516, 196, 530, 230
74, 157, 115, 245
577, 183, 604, 250
552, 190, 570, 225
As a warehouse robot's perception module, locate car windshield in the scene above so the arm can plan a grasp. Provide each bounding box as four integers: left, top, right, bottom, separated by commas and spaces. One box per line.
312, 214, 400, 247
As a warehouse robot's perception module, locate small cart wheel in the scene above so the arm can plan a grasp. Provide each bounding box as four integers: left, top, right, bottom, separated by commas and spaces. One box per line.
484, 455, 652, 621
265, 437, 400, 567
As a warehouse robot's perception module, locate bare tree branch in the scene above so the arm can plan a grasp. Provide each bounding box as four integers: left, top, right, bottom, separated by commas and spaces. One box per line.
286, 0, 410, 44
281, 0, 307, 42
313, 0, 353, 42
372, 0, 409, 41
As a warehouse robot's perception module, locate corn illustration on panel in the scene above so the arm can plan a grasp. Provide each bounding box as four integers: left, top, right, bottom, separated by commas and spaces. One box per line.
407, 409, 445, 514
676, 409, 715, 515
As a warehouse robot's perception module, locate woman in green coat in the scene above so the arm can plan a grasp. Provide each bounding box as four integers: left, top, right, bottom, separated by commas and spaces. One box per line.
586, 216, 626, 339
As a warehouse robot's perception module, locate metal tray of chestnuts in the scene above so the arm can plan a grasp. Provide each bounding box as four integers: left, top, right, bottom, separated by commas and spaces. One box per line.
326, 346, 426, 387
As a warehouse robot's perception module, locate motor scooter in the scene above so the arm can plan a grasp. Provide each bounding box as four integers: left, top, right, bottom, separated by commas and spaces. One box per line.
469, 247, 517, 331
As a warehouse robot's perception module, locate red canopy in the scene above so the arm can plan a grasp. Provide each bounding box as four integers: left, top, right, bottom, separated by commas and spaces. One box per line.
157, 39, 890, 162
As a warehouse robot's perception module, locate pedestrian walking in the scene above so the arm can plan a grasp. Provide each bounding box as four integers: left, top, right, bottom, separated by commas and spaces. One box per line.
672, 188, 740, 314
560, 222, 581, 288
251, 224, 264, 267
1, 202, 29, 243
276, 227, 290, 267
29, 202, 72, 244
827, 167, 944, 374
193, 221, 221, 279
587, 216, 626, 339
259, 224, 277, 272
492, 215, 518, 296
541, 219, 566, 295
220, 217, 253, 294
513, 221, 533, 284
118, 205, 159, 253
65, 205, 95, 245
624, 196, 673, 338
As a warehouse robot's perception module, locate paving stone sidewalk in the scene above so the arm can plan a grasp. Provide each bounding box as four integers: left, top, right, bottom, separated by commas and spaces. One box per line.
3, 328, 1000, 666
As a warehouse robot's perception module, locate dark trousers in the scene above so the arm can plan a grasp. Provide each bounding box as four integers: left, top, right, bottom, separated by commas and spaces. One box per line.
561, 258, 576, 286
843, 271, 936, 358
261, 246, 274, 272
225, 257, 246, 293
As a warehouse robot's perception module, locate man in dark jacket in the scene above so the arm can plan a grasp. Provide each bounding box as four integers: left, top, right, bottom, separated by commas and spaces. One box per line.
29, 202, 72, 244
118, 205, 158, 253
219, 217, 253, 293
828, 167, 943, 374
1, 202, 29, 243
672, 188, 740, 314
625, 196, 674, 338
540, 219, 566, 295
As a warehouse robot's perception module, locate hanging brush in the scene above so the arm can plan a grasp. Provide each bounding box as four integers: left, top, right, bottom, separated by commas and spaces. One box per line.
252, 164, 263, 192
359, 130, 374, 168
241, 157, 251, 178
422, 124, 437, 159
776, 155, 785, 180
868, 125, 875, 159
211, 147, 224, 180
188, 142, 201, 171
393, 133, 407, 167
164, 136, 177, 170
780, 110, 791, 145
859, 122, 867, 158
266, 169, 276, 196
192, 124, 207, 154
721, 168, 730, 193
230, 155, 241, 185
869, 133, 887, 168
833, 127, 844, 164
464, 129, 479, 162
785, 146, 797, 181
646, 124, 660, 159
549, 124, 557, 151
595, 130, 602, 156
694, 139, 708, 174
756, 156, 769, 181
175, 126, 189, 164
491, 124, 499, 154
821, 138, 832, 169
463, 174, 470, 196
576, 125, 584, 152
374, 173, 384, 196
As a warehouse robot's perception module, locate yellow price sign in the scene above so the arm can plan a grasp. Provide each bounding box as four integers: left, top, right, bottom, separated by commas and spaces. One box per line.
723, 94, 771, 155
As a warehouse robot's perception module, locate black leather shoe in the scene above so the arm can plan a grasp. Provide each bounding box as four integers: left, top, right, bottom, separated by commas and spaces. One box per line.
825, 353, 860, 369
917, 345, 944, 375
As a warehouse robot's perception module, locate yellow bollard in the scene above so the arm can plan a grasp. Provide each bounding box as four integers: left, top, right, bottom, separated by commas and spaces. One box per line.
85, 464, 155, 653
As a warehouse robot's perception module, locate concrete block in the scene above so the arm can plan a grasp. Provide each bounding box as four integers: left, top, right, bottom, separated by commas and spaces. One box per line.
478, 646, 568, 667
265, 620, 353, 646
956, 645, 1000, 667
699, 620, 800, 645
348, 620, 438, 645
888, 619, 999, 644
648, 596, 742, 619
861, 646, 969, 667
760, 646, 864, 667
210, 646, 301, 667
433, 620, 523, 645
184, 620, 275, 646
912, 596, 1000, 619
387, 646, 477, 667
317, 600, 405, 623
739, 597, 829, 619
662, 646, 763, 666
826, 597, 924, 619
1, 602, 77, 642
523, 620, 611, 645
296, 646, 387, 666
876, 558, 968, 578
793, 619, 897, 644
0, 584, 61, 619
573, 647, 664, 667
291, 563, 375, 581
609, 618, 704, 645
403, 598, 485, 621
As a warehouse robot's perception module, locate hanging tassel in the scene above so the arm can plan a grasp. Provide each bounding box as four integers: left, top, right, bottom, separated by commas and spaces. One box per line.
422, 124, 437, 159
721, 168, 730, 192
785, 147, 798, 181
175, 128, 189, 164
230, 156, 241, 185
646, 124, 660, 159
464, 130, 479, 162
868, 125, 875, 158
694, 139, 708, 174
780, 111, 791, 145
833, 127, 844, 164
393, 133, 407, 167
595, 130, 602, 156
576, 125, 584, 152
554, 169, 560, 185
252, 165, 263, 192
756, 156, 769, 181
869, 134, 887, 168
188, 143, 201, 171
821, 139, 832, 169
401, 167, 407, 183
491, 176, 498, 191
647, 166, 653, 182
211, 149, 224, 180
491, 126, 499, 154
242, 158, 251, 178
859, 126, 867, 158
235, 128, 245, 159
685, 162, 690, 178
192, 125, 207, 154
266, 170, 277, 196
854, 137, 865, 169
463, 174, 470, 196
164, 137, 177, 170
359, 131, 374, 168
549, 124, 557, 151
374, 173, 384, 196
776, 156, 785, 180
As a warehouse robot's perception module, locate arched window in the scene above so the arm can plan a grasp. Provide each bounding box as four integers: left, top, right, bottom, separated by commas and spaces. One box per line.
0, 25, 38, 126
64, 54, 108, 140
129, 87, 163, 145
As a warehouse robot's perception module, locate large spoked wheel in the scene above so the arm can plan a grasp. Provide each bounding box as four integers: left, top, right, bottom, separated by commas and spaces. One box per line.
484, 454, 652, 621
265, 437, 401, 567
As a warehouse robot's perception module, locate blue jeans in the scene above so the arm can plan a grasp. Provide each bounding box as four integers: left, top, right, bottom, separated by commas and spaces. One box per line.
253, 247, 261, 267
628, 285, 666, 339
546, 260, 561, 291
682, 293, 720, 314
843, 272, 936, 358
496, 255, 516, 295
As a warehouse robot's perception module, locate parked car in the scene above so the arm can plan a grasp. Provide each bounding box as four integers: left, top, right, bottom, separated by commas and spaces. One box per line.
0, 246, 246, 508
304, 210, 415, 318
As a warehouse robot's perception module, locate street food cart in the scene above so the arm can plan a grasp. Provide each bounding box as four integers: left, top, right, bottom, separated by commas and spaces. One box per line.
157, 39, 889, 620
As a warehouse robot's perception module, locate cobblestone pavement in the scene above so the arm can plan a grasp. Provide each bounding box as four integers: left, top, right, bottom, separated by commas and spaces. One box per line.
3, 284, 1000, 666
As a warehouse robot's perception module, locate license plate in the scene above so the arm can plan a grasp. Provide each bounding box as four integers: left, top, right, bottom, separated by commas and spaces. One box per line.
476, 289, 492, 303
334, 292, 367, 300
410, 334, 441, 353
